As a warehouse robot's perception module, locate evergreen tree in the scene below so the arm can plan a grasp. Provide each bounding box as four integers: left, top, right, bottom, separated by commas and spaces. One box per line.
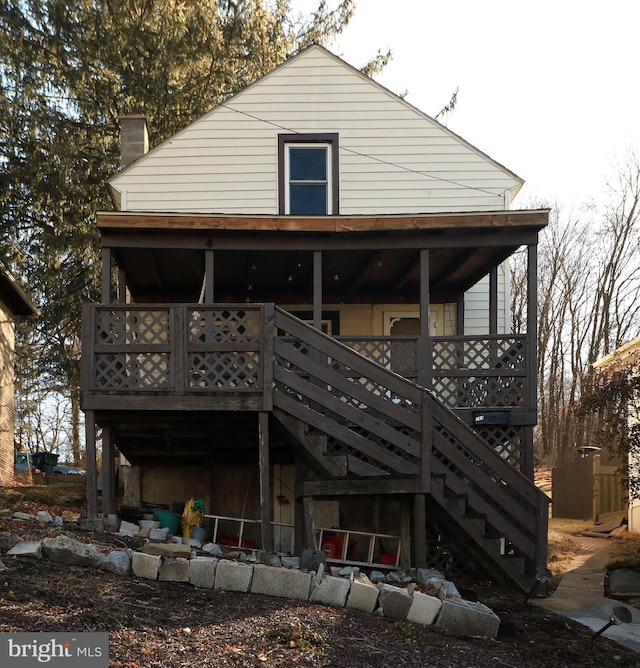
0, 0, 361, 461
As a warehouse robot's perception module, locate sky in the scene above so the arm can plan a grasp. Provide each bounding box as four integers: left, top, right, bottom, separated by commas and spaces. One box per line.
292, 0, 640, 207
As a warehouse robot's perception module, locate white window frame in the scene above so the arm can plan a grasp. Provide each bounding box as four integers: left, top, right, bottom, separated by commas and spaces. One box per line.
284, 142, 333, 215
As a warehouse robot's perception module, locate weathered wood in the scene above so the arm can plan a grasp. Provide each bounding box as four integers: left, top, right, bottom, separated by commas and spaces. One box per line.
258, 412, 274, 553
97, 209, 550, 232
101, 247, 111, 303
300, 478, 422, 496
82, 394, 264, 411
421, 392, 432, 493
302, 496, 317, 550
101, 426, 116, 515
272, 406, 348, 477
489, 266, 498, 336
272, 371, 420, 474
526, 244, 538, 437
205, 250, 214, 302
413, 494, 427, 568
85, 411, 98, 520
419, 249, 431, 388
400, 496, 412, 571
261, 304, 275, 411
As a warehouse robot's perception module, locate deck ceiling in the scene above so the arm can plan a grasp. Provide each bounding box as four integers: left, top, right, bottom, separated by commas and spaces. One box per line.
98, 210, 548, 304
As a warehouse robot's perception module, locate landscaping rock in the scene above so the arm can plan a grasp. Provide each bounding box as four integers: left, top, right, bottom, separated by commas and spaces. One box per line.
369, 570, 386, 583
0, 509, 12, 517
609, 569, 640, 596
7, 541, 42, 559
300, 549, 326, 572
0, 536, 18, 553
132, 552, 160, 580
346, 575, 379, 614
103, 550, 132, 576
36, 510, 53, 523
339, 566, 359, 577
141, 543, 191, 559
54, 516, 64, 527
215, 560, 254, 593
12, 512, 34, 521
436, 599, 500, 639
42, 535, 104, 568
310, 574, 350, 607
149, 527, 170, 542
118, 520, 141, 537
190, 557, 217, 589
417, 568, 445, 584
281, 556, 300, 569
377, 583, 413, 620
251, 564, 312, 601
159, 557, 190, 582
441, 580, 461, 600
202, 543, 223, 557
61, 511, 81, 522
407, 591, 442, 626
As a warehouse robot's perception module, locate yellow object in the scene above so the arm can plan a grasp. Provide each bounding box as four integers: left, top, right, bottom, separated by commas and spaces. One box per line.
181, 498, 204, 537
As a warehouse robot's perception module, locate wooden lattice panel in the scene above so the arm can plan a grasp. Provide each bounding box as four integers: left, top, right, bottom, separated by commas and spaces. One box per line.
432, 337, 526, 371
96, 309, 170, 345
188, 352, 259, 389
474, 425, 526, 472
95, 353, 171, 388
188, 308, 261, 344
433, 376, 525, 409
341, 339, 418, 378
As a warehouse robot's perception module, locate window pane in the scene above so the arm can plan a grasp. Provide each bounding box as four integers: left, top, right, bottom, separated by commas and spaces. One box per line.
290, 184, 327, 214
289, 147, 327, 181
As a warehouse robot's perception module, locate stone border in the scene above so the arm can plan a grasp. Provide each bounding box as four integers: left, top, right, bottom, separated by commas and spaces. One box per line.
1, 515, 500, 639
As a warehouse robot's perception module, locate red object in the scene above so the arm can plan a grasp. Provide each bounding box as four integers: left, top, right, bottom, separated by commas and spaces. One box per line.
218, 534, 255, 549
321, 536, 344, 559
380, 552, 397, 565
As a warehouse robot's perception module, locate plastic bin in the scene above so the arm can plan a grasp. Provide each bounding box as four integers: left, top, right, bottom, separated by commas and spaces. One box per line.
321, 536, 344, 559
153, 508, 182, 534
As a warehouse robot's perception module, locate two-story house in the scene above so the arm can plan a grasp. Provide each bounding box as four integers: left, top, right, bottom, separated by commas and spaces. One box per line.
81, 45, 549, 590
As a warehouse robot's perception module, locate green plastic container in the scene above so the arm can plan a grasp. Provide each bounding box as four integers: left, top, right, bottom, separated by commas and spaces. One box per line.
153, 508, 181, 534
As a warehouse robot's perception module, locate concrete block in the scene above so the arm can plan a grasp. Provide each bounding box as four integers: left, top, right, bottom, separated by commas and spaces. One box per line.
7, 541, 42, 559
119, 520, 140, 537
149, 527, 170, 542
214, 560, 254, 593
377, 583, 413, 621
159, 557, 190, 582
346, 578, 380, 614
310, 575, 350, 607
436, 599, 500, 639
190, 557, 217, 589
132, 552, 160, 580
141, 542, 191, 559
251, 564, 312, 601
407, 591, 443, 626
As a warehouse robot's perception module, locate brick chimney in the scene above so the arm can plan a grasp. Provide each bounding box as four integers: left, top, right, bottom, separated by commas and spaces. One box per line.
120, 113, 149, 168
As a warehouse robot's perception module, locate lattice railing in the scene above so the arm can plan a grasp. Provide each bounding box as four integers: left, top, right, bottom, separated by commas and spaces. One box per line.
84, 304, 267, 395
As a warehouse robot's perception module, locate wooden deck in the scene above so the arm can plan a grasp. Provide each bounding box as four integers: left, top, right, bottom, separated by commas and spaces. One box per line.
81, 303, 548, 590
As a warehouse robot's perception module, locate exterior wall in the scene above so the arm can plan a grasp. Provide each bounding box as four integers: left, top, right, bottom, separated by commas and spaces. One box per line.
110, 48, 520, 215
464, 261, 510, 335
0, 298, 15, 485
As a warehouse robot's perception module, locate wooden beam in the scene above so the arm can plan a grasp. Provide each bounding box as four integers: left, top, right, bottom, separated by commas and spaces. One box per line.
101, 247, 111, 303
205, 250, 214, 302
259, 412, 274, 552
489, 266, 498, 335
300, 478, 422, 496
527, 244, 538, 419
313, 251, 322, 330
101, 426, 116, 515
85, 410, 98, 520
400, 497, 412, 571
97, 209, 550, 233
418, 249, 431, 388
413, 494, 427, 569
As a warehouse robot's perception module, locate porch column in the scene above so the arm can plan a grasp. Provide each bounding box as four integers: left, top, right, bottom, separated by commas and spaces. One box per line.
85, 410, 98, 520
101, 248, 111, 304
413, 494, 427, 568
117, 267, 127, 303
101, 426, 116, 516
457, 298, 465, 335
418, 249, 431, 388
489, 266, 498, 335
258, 412, 274, 552
313, 251, 322, 330
205, 250, 214, 303
525, 244, 538, 479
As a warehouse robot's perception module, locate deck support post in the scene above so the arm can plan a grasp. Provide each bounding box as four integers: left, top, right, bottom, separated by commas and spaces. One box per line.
205, 250, 214, 302
525, 244, 538, 480
489, 266, 498, 335
294, 457, 317, 554
418, 249, 431, 389
258, 411, 274, 552
413, 493, 427, 569
101, 426, 117, 516
85, 410, 98, 520
101, 248, 111, 303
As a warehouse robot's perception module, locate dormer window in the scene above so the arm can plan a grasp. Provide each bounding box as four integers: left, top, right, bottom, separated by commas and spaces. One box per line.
278, 133, 339, 215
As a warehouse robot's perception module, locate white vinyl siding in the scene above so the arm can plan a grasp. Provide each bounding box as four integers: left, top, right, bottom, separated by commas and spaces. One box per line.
110, 47, 521, 215
464, 261, 510, 335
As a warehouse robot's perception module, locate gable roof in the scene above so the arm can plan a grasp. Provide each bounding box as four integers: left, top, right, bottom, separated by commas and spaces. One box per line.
108, 45, 523, 214
0, 262, 38, 317
594, 336, 640, 372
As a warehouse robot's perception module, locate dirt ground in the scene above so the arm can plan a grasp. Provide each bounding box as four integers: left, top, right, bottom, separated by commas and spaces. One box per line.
1, 484, 639, 668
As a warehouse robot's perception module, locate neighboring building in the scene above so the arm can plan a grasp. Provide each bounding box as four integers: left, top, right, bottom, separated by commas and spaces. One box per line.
0, 262, 38, 484
81, 46, 549, 589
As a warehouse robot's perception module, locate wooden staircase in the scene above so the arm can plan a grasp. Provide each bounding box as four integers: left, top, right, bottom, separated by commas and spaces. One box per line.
271, 307, 549, 591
